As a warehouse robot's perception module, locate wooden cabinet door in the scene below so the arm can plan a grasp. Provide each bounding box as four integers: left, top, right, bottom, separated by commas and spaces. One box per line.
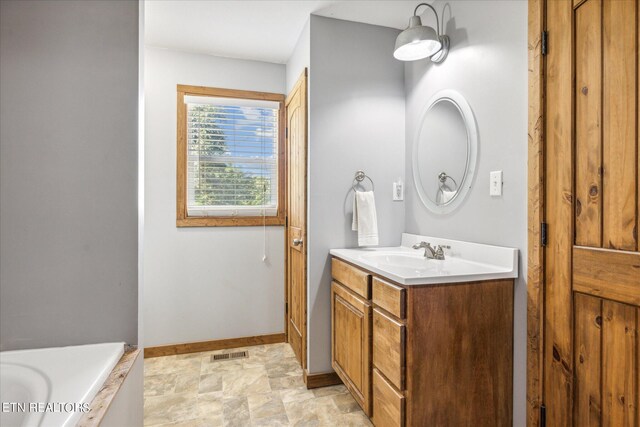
543, 1, 640, 425
331, 281, 372, 415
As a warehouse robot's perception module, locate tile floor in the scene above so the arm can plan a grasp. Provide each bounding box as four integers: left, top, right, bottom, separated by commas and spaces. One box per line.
143, 343, 373, 427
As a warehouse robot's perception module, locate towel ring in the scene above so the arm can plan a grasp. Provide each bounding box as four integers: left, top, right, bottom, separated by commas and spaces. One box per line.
438, 172, 457, 190
352, 170, 375, 192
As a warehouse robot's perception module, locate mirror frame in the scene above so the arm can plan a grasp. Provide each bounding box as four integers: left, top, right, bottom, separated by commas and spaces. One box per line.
412, 89, 478, 214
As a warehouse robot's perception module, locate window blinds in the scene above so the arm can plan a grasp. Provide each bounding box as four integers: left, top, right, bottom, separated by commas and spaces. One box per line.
184, 95, 279, 217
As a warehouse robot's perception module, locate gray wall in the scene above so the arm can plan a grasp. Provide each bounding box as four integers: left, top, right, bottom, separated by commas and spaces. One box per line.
404, 1, 528, 424
286, 19, 310, 94
143, 47, 286, 347
0, 0, 139, 351
307, 16, 405, 373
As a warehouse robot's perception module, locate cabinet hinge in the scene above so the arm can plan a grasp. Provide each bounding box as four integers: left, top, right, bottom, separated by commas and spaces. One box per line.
285, 216, 288, 227
541, 222, 548, 247
541, 31, 548, 56
540, 404, 546, 427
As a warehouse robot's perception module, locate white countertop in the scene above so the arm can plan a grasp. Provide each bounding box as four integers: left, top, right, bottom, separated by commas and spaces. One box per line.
330, 233, 519, 286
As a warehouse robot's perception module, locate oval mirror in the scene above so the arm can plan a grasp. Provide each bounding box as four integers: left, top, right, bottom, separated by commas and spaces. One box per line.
412, 89, 478, 214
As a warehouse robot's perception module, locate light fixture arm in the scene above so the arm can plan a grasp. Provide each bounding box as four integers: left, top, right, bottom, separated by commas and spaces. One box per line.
413, 3, 440, 36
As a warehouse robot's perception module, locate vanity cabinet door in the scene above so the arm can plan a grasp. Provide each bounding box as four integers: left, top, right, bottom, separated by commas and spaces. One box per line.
331, 281, 372, 415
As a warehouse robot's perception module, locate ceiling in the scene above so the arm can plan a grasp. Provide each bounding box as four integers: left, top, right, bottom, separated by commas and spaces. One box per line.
144, 1, 424, 64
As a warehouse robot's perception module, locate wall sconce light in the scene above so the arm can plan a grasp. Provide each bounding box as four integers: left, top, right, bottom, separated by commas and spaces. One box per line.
394, 3, 449, 62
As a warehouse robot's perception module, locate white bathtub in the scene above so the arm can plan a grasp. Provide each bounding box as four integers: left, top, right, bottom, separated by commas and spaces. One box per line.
0, 342, 124, 427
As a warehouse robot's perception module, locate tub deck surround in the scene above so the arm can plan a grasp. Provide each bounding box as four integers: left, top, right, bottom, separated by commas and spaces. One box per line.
329, 233, 518, 285
78, 345, 141, 427
0, 342, 130, 427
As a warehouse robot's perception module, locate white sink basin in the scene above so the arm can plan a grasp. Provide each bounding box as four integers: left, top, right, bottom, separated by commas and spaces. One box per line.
361, 252, 432, 270
330, 233, 518, 286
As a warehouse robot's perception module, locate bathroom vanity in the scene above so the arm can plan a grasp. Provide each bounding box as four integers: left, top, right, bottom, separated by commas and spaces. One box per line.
330, 234, 518, 427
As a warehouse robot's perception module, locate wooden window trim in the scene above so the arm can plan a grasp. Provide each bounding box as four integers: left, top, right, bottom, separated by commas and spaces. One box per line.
176, 84, 286, 227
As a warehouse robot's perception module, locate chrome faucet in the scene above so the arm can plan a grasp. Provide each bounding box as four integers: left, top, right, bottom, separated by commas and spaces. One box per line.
412, 241, 449, 260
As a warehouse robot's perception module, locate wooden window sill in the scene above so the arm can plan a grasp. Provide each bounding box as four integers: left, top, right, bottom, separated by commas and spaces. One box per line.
176, 215, 285, 227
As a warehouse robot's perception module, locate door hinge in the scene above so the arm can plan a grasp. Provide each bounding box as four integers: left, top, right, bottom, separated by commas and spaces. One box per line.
541, 222, 548, 247
541, 31, 548, 56
285, 127, 288, 138
540, 404, 546, 427
285, 302, 288, 314
285, 216, 288, 227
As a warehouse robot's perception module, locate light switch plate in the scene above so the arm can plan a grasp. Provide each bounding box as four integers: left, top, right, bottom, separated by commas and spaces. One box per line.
393, 181, 404, 201
490, 171, 503, 196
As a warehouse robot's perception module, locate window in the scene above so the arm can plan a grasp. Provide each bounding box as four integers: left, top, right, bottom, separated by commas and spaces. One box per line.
176, 85, 285, 226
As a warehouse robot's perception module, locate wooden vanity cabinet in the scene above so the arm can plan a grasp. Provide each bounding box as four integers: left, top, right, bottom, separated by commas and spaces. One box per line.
331, 256, 514, 427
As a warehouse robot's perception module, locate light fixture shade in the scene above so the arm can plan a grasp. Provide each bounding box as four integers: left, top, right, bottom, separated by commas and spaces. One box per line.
394, 26, 441, 61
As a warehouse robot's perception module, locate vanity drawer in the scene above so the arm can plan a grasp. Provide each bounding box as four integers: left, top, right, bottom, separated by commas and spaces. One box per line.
372, 368, 405, 427
373, 308, 405, 390
372, 277, 406, 319
331, 257, 371, 299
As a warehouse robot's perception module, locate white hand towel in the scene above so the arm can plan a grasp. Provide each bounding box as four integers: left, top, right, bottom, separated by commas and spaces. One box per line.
352, 191, 379, 247
441, 189, 456, 204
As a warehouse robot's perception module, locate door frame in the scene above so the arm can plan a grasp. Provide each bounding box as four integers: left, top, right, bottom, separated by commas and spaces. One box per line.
284, 69, 308, 370
527, 0, 545, 426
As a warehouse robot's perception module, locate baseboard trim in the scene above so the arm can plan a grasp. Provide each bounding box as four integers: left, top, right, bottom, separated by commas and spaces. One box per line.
144, 333, 286, 358
304, 369, 343, 389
